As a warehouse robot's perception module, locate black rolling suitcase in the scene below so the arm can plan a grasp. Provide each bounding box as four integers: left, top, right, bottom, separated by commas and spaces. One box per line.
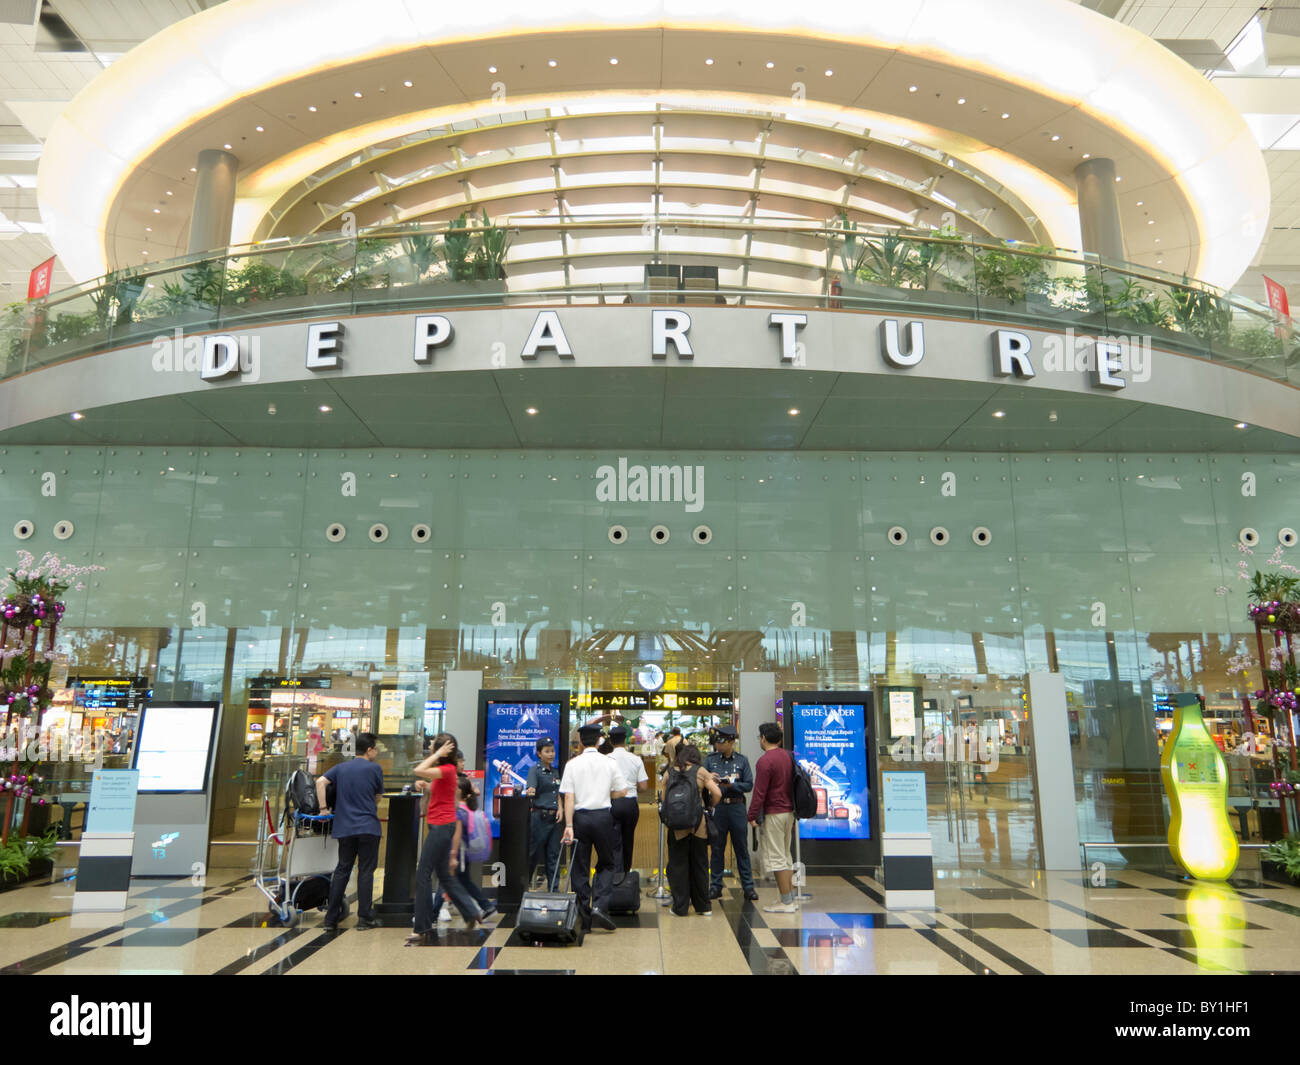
517, 843, 582, 945
609, 870, 641, 915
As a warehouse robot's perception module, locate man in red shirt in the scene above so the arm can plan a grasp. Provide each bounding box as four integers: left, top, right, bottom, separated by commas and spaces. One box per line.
747, 722, 797, 914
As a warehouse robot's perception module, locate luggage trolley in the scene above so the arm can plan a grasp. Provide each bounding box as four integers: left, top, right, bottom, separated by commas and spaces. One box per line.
255, 793, 343, 926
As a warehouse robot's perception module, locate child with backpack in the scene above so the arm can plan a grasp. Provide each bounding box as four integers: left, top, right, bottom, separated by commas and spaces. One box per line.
432, 775, 498, 925
659, 742, 722, 917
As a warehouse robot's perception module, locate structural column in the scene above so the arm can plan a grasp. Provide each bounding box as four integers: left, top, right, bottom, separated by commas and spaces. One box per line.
186, 149, 239, 255
1073, 157, 1126, 263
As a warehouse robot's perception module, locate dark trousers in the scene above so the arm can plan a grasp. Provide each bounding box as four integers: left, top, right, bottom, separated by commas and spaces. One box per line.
413, 821, 481, 933
529, 809, 564, 889
572, 808, 617, 924
710, 802, 755, 892
325, 833, 379, 925
666, 830, 710, 916
611, 796, 639, 875
432, 854, 493, 919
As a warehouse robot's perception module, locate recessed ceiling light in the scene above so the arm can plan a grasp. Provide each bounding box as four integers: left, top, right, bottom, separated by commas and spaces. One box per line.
165, 190, 173, 196
1147, 219, 1154, 225
548, 59, 557, 67
223, 143, 232, 150
1235, 422, 1248, 429
609, 57, 618, 65
1156, 258, 1164, 264
319, 405, 332, 412
765, 61, 774, 69
1115, 175, 1122, 182
908, 85, 917, 92
1001, 112, 1010, 119
957, 97, 967, 105
526, 407, 538, 415
189, 166, 197, 172
353, 91, 363, 98
824, 69, 833, 76
488, 65, 497, 73
992, 410, 1006, 418
705, 58, 714, 65
403, 80, 413, 87
1082, 153, 1091, 159
152, 208, 160, 214
1050, 134, 1060, 141
70, 412, 84, 421
145, 226, 152, 232
1154, 237, 1160, 243
788, 408, 800, 416
255, 125, 264, 132
308, 105, 317, 112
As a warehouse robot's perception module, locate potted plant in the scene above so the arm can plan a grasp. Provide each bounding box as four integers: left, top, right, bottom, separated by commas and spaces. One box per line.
1262, 836, 1300, 885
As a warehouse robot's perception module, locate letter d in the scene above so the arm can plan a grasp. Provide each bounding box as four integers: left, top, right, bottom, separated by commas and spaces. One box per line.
200, 335, 241, 380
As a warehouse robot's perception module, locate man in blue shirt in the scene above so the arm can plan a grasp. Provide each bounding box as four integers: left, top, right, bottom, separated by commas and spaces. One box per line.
318, 732, 384, 931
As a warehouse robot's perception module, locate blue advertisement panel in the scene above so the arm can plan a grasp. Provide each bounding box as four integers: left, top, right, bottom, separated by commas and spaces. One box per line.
790, 701, 871, 840
482, 701, 561, 838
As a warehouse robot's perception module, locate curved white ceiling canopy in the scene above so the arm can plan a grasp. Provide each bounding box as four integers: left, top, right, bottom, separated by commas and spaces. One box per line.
38, 0, 1269, 289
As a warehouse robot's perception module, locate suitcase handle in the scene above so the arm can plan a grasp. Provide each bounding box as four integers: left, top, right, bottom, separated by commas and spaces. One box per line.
552, 838, 577, 892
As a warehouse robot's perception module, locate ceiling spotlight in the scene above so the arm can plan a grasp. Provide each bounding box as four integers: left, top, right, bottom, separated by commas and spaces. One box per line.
353, 90, 363, 97
1050, 134, 1060, 141
145, 227, 152, 232
319, 404, 332, 412
992, 410, 1006, 418
526, 407, 538, 415
1082, 152, 1091, 159
70, 412, 84, 421
1115, 175, 1123, 182
255, 125, 264, 132
908, 85, 917, 92
1147, 219, 1154, 225
223, 143, 232, 150
1001, 112, 1010, 119
1048, 410, 1058, 423
152, 208, 160, 213
1136, 201, 1144, 206
705, 58, 714, 65
403, 80, 413, 87
609, 57, 618, 65
548, 59, 557, 67
1235, 422, 1248, 429
765, 61, 774, 68
488, 65, 497, 73
267, 403, 277, 415
308, 105, 317, 112
165, 190, 173, 196
824, 69, 833, 76
189, 166, 197, 172
957, 97, 967, 105
788, 408, 800, 416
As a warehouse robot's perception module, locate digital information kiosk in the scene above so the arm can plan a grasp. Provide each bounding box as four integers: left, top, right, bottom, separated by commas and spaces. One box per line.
129, 701, 222, 877
784, 691, 879, 873
476, 690, 571, 909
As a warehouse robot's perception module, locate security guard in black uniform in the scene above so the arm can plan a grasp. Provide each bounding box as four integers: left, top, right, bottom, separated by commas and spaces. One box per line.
704, 725, 758, 900
525, 737, 564, 889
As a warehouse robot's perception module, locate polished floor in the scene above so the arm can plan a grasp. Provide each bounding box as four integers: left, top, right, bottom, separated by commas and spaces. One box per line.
2, 863, 1298, 975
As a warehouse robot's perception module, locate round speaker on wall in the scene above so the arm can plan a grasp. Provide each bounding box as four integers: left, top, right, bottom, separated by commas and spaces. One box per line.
53, 520, 74, 541
1239, 527, 1260, 548
887, 526, 908, 546
1280, 527, 1298, 548
930, 526, 950, 546
411, 523, 431, 543
692, 525, 712, 545
972, 526, 992, 546
650, 524, 671, 545
12, 520, 33, 541
325, 523, 347, 543
368, 523, 389, 543
608, 525, 628, 545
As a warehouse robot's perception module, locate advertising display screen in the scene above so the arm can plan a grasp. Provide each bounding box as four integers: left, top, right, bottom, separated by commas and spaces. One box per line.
482, 700, 562, 838
789, 700, 871, 840
132, 703, 219, 793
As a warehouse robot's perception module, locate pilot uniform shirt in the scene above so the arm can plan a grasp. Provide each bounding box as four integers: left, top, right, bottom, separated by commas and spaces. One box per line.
703, 750, 753, 802
526, 762, 562, 811
559, 748, 628, 811
608, 748, 648, 794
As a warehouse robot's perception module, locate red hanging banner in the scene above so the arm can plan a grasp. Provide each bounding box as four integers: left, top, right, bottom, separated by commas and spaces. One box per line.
1263, 274, 1292, 339
26, 255, 55, 301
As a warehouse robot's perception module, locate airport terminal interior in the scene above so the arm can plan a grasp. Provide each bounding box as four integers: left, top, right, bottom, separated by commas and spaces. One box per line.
0, 0, 1298, 976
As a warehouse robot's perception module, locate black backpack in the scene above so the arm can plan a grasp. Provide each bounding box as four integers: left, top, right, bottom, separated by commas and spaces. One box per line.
659, 765, 704, 831
789, 753, 818, 820
286, 769, 320, 815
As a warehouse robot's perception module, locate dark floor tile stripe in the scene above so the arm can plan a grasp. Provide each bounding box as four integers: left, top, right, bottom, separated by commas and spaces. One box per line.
0, 924, 124, 975
842, 875, 885, 905
947, 927, 1044, 975
915, 928, 997, 974
1048, 898, 1124, 930
1164, 947, 1243, 974
255, 930, 341, 975
487, 969, 577, 975
468, 945, 502, 970
214, 927, 308, 974
1243, 897, 1300, 920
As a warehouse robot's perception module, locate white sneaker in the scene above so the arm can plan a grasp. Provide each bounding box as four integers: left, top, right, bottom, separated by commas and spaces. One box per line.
699, 910, 713, 917
437, 909, 452, 923
762, 901, 797, 914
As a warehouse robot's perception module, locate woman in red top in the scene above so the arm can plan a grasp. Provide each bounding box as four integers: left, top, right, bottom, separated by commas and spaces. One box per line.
409, 733, 484, 942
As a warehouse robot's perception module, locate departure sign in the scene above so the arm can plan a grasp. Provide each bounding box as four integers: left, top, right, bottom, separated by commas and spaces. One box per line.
649, 691, 734, 711
587, 691, 650, 712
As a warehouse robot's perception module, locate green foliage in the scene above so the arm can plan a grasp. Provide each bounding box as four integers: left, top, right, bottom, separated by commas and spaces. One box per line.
479, 208, 511, 280
1101, 277, 1173, 328
0, 842, 28, 880
400, 232, 440, 280
855, 233, 917, 288
438, 211, 510, 282
222, 257, 307, 306
1229, 324, 1284, 361
1264, 837, 1300, 879
1249, 570, 1300, 606
441, 212, 476, 281
20, 831, 57, 865
1168, 281, 1232, 342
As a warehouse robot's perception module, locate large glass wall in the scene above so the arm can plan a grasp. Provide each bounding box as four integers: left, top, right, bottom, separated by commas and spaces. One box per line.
2, 445, 1293, 870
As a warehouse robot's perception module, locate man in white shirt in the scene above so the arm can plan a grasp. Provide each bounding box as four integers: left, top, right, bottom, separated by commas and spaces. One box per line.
606, 725, 649, 877
560, 724, 628, 931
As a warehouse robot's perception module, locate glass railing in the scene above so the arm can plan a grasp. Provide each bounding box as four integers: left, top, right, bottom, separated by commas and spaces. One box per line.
2, 219, 1296, 387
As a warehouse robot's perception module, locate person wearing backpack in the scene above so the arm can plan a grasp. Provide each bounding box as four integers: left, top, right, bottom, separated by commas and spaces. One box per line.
747, 722, 797, 914
317, 732, 383, 932
431, 775, 498, 925
660, 743, 723, 917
